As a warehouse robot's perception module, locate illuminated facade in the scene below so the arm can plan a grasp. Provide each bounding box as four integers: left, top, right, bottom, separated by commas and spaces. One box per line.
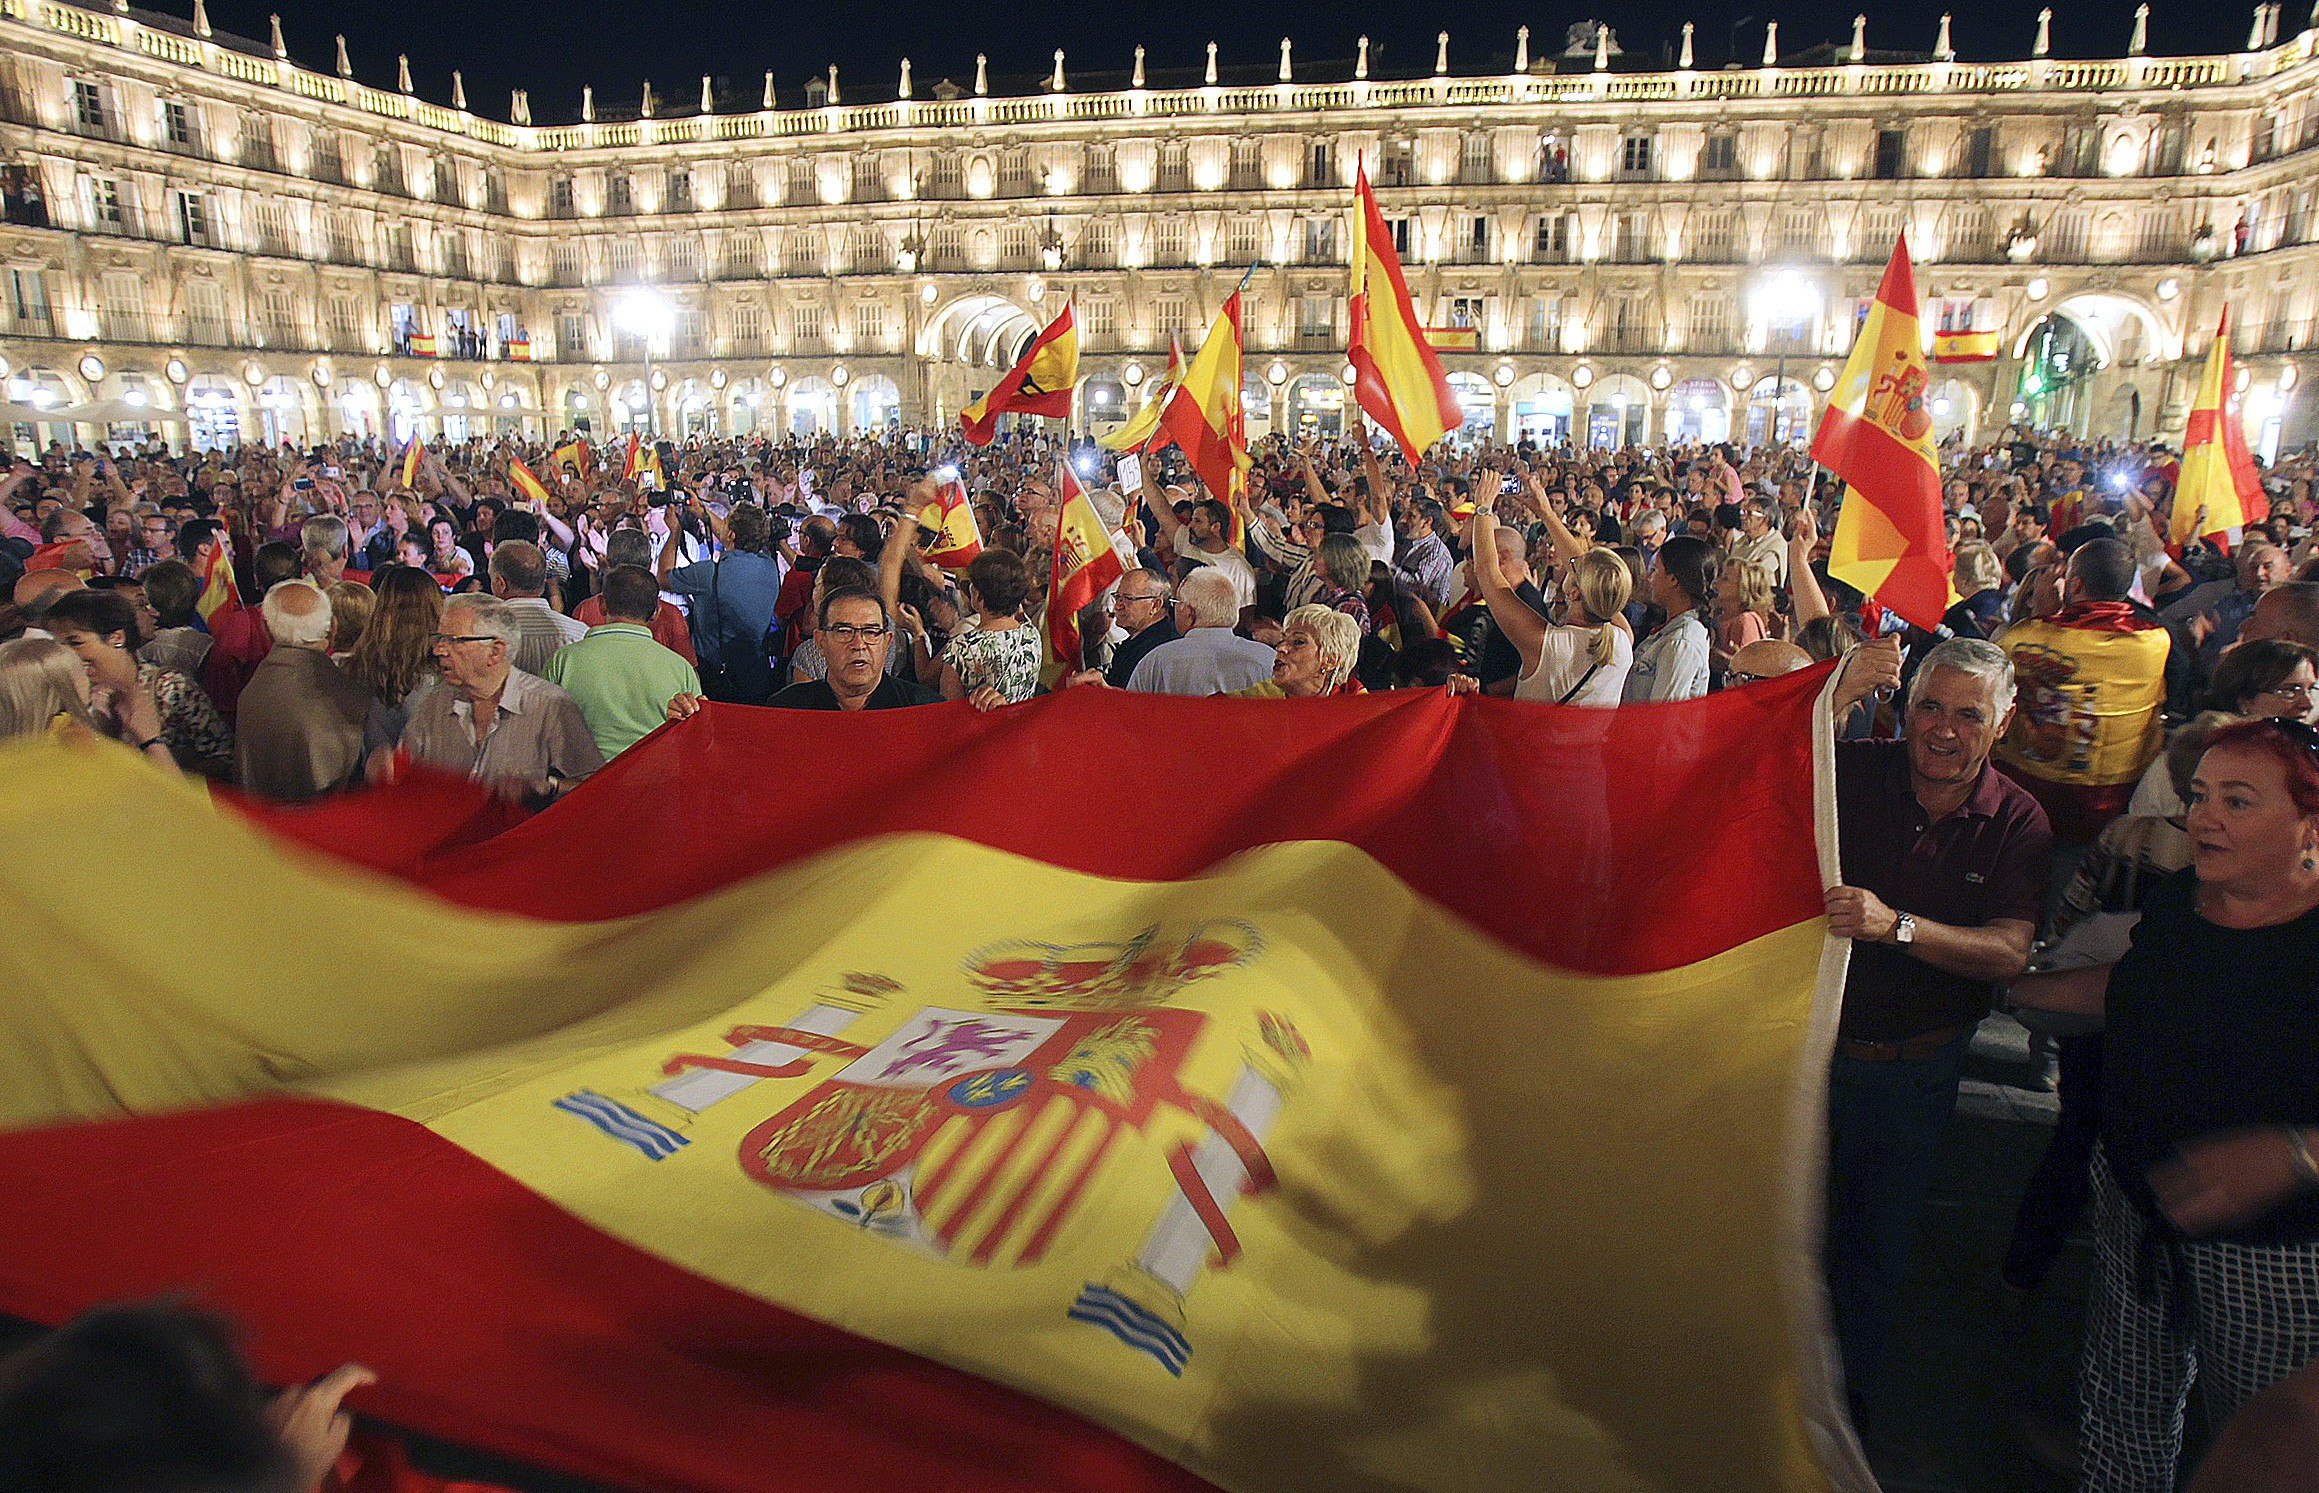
1, 2, 2315, 455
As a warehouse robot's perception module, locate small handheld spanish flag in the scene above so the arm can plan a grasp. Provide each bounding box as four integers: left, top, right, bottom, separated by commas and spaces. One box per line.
551, 437, 592, 474
399, 438, 423, 492
508, 457, 551, 506
916, 479, 984, 570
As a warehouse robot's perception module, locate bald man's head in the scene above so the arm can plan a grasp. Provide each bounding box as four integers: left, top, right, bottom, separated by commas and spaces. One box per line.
13, 569, 84, 621
1728, 639, 1814, 685
2240, 581, 2319, 650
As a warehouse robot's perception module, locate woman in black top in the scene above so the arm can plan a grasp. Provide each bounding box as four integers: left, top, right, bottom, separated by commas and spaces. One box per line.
2019, 717, 2319, 1489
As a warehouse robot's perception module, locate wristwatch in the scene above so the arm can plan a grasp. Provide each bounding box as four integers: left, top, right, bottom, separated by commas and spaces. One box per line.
1891, 913, 1918, 948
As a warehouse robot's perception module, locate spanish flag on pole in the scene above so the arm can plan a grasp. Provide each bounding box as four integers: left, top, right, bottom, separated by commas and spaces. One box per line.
507, 456, 551, 506
551, 436, 593, 474
1100, 336, 1185, 454
399, 435, 423, 493
916, 477, 984, 570
1043, 463, 1125, 679
1811, 236, 1953, 632
2169, 306, 2270, 551
0, 667, 1873, 1493
1349, 164, 1463, 463
962, 303, 1080, 447
1158, 294, 1248, 505
193, 541, 239, 623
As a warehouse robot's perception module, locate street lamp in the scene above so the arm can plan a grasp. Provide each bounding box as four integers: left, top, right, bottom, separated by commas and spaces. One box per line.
616, 288, 675, 435
1751, 271, 1821, 446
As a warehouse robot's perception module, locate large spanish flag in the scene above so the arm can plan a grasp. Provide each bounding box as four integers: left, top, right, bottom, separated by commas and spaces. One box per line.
1349, 164, 1463, 462
1811, 236, 1952, 631
1158, 295, 1248, 503
0, 672, 1874, 1493
2169, 306, 2269, 551
962, 303, 1080, 446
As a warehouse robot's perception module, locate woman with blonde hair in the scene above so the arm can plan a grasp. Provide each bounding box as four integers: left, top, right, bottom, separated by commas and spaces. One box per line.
343, 565, 444, 752
1233, 604, 1363, 698
1713, 559, 1778, 661
0, 636, 108, 745
1471, 488, 1633, 706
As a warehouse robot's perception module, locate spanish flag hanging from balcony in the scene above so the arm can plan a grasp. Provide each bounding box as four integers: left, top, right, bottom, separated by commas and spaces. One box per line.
1158, 294, 1248, 504
1811, 236, 1952, 631
1099, 336, 1184, 453
2169, 306, 2269, 551
507, 456, 551, 506
961, 302, 1080, 446
1929, 329, 2000, 364
916, 477, 984, 570
1349, 164, 1463, 463
1043, 463, 1124, 679
0, 667, 1874, 1493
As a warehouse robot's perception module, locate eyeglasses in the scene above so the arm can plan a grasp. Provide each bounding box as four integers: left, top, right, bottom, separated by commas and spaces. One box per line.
1116, 592, 1167, 607
431, 633, 500, 648
2257, 683, 2319, 704
1725, 670, 1773, 687
822, 623, 891, 643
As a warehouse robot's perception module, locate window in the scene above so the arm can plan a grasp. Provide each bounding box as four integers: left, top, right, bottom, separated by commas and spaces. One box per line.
1158, 143, 1189, 191
932, 224, 963, 268
609, 238, 644, 281
327, 296, 363, 349
1605, 295, 1647, 351
385, 223, 416, 273
608, 174, 633, 213
1304, 218, 1339, 263
1154, 295, 1187, 335
81, 175, 125, 232
1447, 296, 1484, 330
70, 79, 108, 134
1085, 299, 1117, 339
250, 199, 290, 256
1082, 218, 1119, 267
173, 190, 213, 247
1227, 216, 1262, 262
725, 163, 757, 210
259, 288, 298, 348
1861, 206, 1906, 259
186, 278, 227, 344
1000, 150, 1033, 195
1773, 208, 1822, 257
852, 302, 886, 345
1527, 296, 1563, 351
243, 116, 277, 171
1087, 148, 1117, 193
788, 158, 816, 201
553, 240, 585, 286
846, 226, 883, 270
1690, 211, 1735, 263
791, 304, 825, 347
309, 129, 342, 183
1001, 222, 1033, 266
1534, 213, 1569, 260
550, 176, 575, 217
668, 170, 692, 211
1156, 217, 1188, 264
325, 210, 359, 265
161, 98, 195, 149
557, 310, 591, 359
1966, 126, 1996, 179
1308, 142, 1333, 187
722, 234, 762, 279
1381, 139, 1416, 187
1689, 294, 1732, 349
930, 153, 963, 198
1299, 295, 1335, 340
1873, 128, 1906, 180
1612, 211, 1653, 262
1390, 217, 1413, 258
1465, 215, 1491, 261
375, 144, 405, 194
728, 302, 764, 353
667, 236, 702, 282
1537, 134, 1570, 183
1463, 133, 1493, 183
102, 272, 144, 341
1620, 133, 1653, 178
1230, 139, 1262, 187
7, 268, 52, 335
674, 309, 707, 357
1703, 132, 1739, 177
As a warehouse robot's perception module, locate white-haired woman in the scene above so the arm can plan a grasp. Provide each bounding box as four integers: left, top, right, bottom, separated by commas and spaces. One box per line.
1232, 604, 1364, 698
1470, 487, 1633, 706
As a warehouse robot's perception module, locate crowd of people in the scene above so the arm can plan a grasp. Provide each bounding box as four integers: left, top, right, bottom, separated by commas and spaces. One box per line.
3, 415, 2319, 1492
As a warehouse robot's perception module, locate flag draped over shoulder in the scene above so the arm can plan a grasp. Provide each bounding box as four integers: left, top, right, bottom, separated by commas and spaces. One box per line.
1158, 295, 1247, 503
1349, 165, 1462, 463
917, 477, 984, 570
962, 304, 1080, 446
1811, 236, 1953, 632
0, 673, 1874, 1493
2170, 306, 2269, 550
1043, 465, 1125, 678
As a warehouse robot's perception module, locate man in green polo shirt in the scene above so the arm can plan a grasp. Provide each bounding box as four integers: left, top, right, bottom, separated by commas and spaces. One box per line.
545, 564, 701, 760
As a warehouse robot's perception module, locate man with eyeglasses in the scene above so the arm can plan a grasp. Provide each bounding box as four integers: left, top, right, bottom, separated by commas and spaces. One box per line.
1098, 569, 1177, 689
668, 586, 942, 716
391, 594, 601, 804
124, 511, 174, 578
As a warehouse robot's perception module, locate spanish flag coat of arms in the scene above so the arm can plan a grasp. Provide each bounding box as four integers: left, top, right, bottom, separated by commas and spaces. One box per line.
0, 676, 1874, 1493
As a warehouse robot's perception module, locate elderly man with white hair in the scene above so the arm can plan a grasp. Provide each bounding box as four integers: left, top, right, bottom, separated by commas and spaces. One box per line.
394, 594, 601, 804
233, 579, 373, 802
1124, 568, 1275, 696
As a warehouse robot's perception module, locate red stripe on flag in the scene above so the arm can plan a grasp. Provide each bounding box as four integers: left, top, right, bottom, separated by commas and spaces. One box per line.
1018, 1119, 1121, 1266
0, 1097, 1210, 1493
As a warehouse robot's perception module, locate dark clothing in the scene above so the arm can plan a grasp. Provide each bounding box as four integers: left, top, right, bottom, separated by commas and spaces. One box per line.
1480, 580, 1551, 690
1827, 1033, 1972, 1426
766, 675, 942, 711
2101, 870, 2319, 1245
1105, 618, 1179, 689
2004, 1032, 2104, 1290
1834, 738, 2054, 1042
667, 551, 783, 705
1944, 589, 2007, 640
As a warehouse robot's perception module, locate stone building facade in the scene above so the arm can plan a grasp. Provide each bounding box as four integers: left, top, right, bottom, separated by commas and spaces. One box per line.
1, 2, 2315, 454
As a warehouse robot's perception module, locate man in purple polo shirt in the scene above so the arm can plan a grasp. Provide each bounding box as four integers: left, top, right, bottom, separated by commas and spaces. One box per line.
1824, 635, 2054, 1429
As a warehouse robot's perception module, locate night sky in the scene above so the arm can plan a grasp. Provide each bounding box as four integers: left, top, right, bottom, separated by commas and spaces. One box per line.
197, 0, 2275, 125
